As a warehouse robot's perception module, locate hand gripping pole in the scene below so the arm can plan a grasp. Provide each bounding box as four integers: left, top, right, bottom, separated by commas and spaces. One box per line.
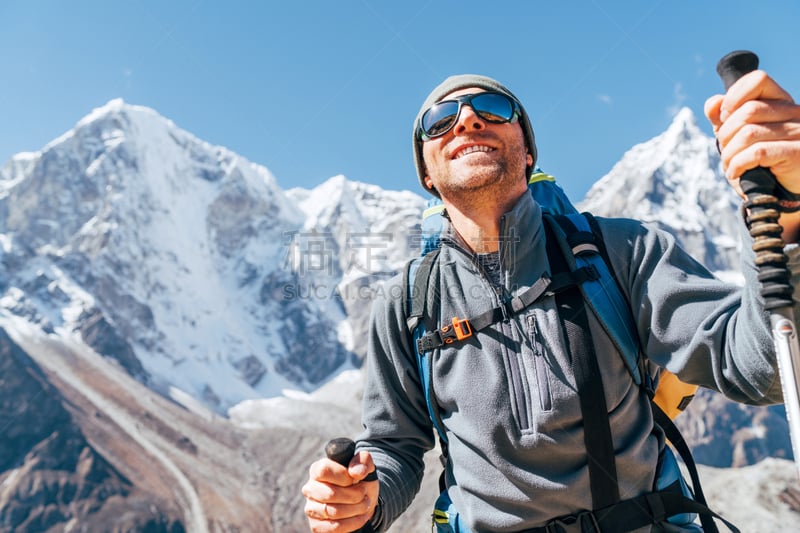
717, 50, 800, 478
324, 438, 378, 532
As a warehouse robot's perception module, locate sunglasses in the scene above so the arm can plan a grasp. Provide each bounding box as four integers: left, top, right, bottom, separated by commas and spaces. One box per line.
417, 91, 521, 141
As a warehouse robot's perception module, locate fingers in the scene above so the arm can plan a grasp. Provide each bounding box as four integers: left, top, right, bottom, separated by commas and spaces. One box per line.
306, 451, 377, 485
716, 102, 800, 185
718, 70, 795, 120
715, 100, 800, 151
302, 452, 380, 533
704, 94, 724, 131
707, 70, 795, 136
725, 139, 800, 187
302, 476, 371, 506
705, 69, 800, 193
303, 491, 374, 533
307, 457, 356, 486
306, 514, 372, 533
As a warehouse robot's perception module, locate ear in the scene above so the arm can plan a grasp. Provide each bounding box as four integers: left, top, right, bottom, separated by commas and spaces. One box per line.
424, 175, 435, 190
526, 152, 533, 168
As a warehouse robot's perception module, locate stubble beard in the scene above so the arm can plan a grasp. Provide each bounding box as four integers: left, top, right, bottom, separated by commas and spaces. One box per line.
437, 156, 527, 212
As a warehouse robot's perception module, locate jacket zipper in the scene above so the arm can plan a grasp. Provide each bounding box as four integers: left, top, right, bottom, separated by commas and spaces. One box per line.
528, 314, 553, 412
440, 235, 534, 431
505, 318, 532, 431
496, 215, 536, 427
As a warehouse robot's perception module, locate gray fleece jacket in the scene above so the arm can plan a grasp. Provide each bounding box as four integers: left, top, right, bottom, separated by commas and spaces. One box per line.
357, 192, 791, 532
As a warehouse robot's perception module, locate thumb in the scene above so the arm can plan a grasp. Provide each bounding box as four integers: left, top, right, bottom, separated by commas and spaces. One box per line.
349, 450, 377, 482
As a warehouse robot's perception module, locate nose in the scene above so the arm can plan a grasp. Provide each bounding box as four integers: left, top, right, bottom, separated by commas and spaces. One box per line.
452, 104, 486, 135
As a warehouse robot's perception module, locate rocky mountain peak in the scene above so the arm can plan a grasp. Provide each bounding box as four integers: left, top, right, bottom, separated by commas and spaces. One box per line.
579, 107, 741, 273
666, 106, 701, 136
0, 99, 429, 413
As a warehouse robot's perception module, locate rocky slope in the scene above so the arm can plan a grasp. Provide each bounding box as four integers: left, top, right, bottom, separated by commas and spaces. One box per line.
0, 100, 798, 531
0, 312, 342, 532
0, 99, 423, 413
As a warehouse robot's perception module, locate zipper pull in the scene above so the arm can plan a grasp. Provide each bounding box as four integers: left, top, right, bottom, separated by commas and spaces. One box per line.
500, 297, 510, 322
527, 315, 541, 354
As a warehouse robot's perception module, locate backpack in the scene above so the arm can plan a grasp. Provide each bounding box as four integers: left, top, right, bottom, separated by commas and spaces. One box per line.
403, 170, 738, 532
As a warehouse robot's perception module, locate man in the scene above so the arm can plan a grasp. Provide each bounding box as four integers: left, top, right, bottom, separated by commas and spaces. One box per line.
302, 68, 800, 532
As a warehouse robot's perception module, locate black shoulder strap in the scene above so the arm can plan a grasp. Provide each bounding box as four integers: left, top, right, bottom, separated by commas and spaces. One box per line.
543, 216, 621, 509
651, 402, 720, 532
549, 213, 724, 532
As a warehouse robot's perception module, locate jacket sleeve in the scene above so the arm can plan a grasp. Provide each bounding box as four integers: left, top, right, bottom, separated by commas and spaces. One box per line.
355, 275, 436, 531
601, 215, 788, 405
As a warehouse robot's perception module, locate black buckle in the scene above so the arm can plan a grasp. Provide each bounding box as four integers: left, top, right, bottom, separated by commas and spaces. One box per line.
581, 264, 600, 282
546, 511, 601, 533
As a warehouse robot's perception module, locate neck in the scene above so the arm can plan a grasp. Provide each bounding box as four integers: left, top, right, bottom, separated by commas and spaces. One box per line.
442, 187, 526, 253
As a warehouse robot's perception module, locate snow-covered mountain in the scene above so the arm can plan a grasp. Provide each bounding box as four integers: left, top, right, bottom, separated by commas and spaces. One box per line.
0, 99, 423, 412
575, 107, 791, 465
579, 107, 742, 276
1, 100, 798, 531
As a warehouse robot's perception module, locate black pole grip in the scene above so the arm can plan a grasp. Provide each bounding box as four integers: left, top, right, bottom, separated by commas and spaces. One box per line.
716, 51, 793, 310
716, 50, 759, 90
325, 437, 356, 467
324, 437, 378, 533
325, 437, 379, 482
715, 50, 775, 196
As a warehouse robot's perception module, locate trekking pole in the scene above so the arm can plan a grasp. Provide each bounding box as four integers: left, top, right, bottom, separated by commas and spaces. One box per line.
326, 437, 358, 468
325, 437, 376, 532
716, 50, 800, 478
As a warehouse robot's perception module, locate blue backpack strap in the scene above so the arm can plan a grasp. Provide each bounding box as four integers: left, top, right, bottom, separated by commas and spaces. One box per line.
544, 214, 732, 531
528, 169, 579, 215
420, 200, 445, 256
404, 251, 449, 447
544, 212, 643, 385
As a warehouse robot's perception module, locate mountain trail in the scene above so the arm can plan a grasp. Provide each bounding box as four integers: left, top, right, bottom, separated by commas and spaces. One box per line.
0, 313, 209, 533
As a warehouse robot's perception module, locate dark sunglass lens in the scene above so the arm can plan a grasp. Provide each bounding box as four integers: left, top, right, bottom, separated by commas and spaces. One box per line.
471, 93, 515, 123
422, 101, 459, 137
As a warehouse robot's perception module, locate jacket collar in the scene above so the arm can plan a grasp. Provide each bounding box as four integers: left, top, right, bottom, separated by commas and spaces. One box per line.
440, 192, 547, 288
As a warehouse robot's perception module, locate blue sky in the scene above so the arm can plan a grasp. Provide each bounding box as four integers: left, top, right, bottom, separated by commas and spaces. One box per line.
1, 1, 799, 201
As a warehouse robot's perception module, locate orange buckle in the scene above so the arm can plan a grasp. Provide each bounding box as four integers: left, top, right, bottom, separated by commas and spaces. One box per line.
450, 317, 472, 341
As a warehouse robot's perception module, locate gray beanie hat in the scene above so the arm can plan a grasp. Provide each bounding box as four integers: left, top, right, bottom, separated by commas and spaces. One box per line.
413, 74, 537, 197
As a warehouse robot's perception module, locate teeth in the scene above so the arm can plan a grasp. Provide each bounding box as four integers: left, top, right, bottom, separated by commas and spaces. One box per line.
455, 145, 493, 159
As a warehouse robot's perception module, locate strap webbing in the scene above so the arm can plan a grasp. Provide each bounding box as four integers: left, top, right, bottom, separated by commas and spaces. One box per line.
549, 213, 644, 384
545, 219, 621, 509
652, 401, 720, 533
416, 267, 599, 353
406, 250, 440, 332
406, 251, 450, 455
515, 489, 740, 533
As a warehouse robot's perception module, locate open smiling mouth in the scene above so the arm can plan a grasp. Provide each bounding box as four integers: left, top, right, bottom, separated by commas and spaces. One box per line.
454, 145, 496, 159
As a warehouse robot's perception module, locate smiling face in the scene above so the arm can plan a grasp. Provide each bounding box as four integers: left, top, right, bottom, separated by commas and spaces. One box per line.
421, 88, 531, 206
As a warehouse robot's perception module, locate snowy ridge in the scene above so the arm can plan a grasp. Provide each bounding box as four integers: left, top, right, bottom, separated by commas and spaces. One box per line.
579, 107, 742, 274
288, 176, 424, 285
0, 99, 796, 532
228, 369, 363, 430
0, 101, 747, 415
0, 100, 421, 412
